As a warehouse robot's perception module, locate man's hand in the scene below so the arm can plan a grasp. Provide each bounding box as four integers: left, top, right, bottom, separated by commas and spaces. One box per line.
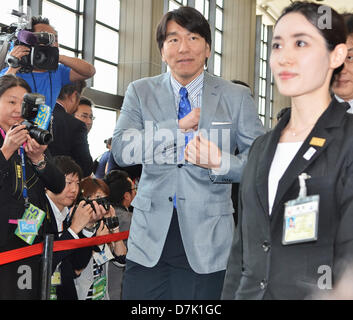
25, 137, 47, 164
70, 200, 94, 234
0, 125, 28, 159
185, 133, 222, 169
178, 108, 200, 132
5, 45, 30, 74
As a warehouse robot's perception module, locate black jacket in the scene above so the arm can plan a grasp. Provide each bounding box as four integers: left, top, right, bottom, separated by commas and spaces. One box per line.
223, 98, 353, 300
44, 200, 92, 300
48, 103, 93, 177
0, 135, 65, 299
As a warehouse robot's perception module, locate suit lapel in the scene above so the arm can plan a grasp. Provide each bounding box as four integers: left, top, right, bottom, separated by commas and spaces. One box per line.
154, 73, 178, 121
270, 99, 348, 224
255, 111, 288, 218
199, 73, 221, 129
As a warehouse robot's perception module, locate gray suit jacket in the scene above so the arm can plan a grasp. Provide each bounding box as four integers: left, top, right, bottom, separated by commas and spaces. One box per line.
112, 72, 264, 274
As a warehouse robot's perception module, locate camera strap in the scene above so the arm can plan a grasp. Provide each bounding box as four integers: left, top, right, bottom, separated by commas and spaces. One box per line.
0, 128, 30, 207
30, 71, 53, 108
19, 146, 30, 207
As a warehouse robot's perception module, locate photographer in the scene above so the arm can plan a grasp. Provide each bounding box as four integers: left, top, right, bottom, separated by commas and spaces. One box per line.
74, 177, 127, 300
45, 156, 105, 300
0, 16, 95, 109
0, 74, 65, 299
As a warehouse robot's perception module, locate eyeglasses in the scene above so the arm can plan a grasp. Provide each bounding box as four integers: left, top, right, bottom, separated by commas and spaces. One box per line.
77, 113, 95, 120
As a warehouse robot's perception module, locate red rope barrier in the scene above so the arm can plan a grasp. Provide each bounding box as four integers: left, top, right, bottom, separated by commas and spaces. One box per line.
0, 231, 129, 266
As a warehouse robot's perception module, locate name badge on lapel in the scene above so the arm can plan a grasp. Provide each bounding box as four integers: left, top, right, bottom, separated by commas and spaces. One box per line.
282, 173, 319, 245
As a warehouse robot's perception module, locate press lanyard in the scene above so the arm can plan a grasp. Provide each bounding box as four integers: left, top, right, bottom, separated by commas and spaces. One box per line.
31, 72, 53, 108
0, 128, 30, 207
19, 146, 30, 207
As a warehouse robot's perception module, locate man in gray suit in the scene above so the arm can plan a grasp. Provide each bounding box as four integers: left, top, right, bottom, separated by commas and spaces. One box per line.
111, 6, 264, 300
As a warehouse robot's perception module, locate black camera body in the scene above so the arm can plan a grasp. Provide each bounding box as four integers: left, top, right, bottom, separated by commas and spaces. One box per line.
85, 197, 111, 212
9, 44, 59, 73
21, 93, 53, 145
84, 197, 120, 231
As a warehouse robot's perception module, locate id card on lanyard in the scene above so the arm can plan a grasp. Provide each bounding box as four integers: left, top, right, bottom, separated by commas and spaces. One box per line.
282, 173, 319, 245
0, 129, 45, 245
14, 147, 46, 245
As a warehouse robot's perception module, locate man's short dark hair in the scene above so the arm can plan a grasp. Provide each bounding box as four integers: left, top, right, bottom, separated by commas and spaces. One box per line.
58, 80, 86, 100
79, 96, 93, 107
104, 170, 131, 207
30, 16, 50, 31
52, 155, 83, 180
156, 6, 212, 54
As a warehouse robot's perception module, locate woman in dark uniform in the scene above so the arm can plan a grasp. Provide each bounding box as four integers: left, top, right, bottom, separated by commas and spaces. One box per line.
223, 1, 353, 299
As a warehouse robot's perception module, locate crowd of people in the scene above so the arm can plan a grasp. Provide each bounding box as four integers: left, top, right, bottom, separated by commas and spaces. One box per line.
1, 1, 353, 300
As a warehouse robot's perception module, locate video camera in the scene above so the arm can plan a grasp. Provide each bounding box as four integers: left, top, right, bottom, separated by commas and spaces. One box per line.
20, 93, 53, 145
0, 9, 59, 72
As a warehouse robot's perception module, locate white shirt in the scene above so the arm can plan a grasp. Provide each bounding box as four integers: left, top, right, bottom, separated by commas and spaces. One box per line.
268, 142, 303, 215
335, 94, 353, 113
46, 194, 79, 239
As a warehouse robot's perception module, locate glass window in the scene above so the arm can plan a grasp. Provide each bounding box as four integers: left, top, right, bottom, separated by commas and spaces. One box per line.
95, 24, 119, 63
216, 7, 223, 31
215, 30, 222, 54
93, 60, 118, 95
214, 53, 221, 77
216, 0, 223, 8
42, 1, 77, 49
0, 2, 21, 27
56, 0, 77, 9
255, 18, 274, 129
96, 0, 120, 29
88, 107, 117, 159
195, 0, 205, 15
59, 47, 75, 57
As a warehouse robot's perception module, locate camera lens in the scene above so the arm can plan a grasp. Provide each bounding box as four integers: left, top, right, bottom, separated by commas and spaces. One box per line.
28, 127, 53, 145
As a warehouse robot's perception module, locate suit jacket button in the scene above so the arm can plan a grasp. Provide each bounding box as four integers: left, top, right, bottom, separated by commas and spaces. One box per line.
168, 197, 173, 202
260, 280, 267, 290
262, 241, 270, 252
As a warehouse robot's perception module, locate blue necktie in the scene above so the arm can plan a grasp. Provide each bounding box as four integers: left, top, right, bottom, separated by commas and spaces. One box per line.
178, 87, 193, 147
174, 87, 193, 208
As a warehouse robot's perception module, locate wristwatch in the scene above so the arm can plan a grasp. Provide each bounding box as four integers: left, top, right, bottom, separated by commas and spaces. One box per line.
32, 159, 46, 170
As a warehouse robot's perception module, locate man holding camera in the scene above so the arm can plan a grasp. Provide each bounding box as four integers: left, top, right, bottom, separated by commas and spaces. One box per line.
45, 155, 105, 300
0, 16, 95, 109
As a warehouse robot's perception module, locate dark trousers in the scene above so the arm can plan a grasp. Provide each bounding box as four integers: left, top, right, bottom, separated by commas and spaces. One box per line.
122, 209, 225, 300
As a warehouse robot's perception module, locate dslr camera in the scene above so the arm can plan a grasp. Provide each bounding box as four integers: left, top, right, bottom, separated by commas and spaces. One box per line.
84, 197, 120, 231
20, 93, 53, 145
0, 10, 59, 72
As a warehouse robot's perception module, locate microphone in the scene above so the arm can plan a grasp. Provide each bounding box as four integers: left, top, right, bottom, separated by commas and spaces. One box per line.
17, 30, 38, 46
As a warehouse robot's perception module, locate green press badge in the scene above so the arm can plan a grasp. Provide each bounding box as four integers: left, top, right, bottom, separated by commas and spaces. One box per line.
93, 276, 107, 300
282, 195, 319, 245
15, 203, 46, 245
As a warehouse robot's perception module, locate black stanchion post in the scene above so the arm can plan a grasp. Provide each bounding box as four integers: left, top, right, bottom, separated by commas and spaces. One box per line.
41, 234, 54, 300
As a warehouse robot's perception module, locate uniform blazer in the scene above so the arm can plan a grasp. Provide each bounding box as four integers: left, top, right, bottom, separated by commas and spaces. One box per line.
112, 71, 264, 274
48, 103, 93, 177
45, 200, 93, 300
223, 98, 353, 299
